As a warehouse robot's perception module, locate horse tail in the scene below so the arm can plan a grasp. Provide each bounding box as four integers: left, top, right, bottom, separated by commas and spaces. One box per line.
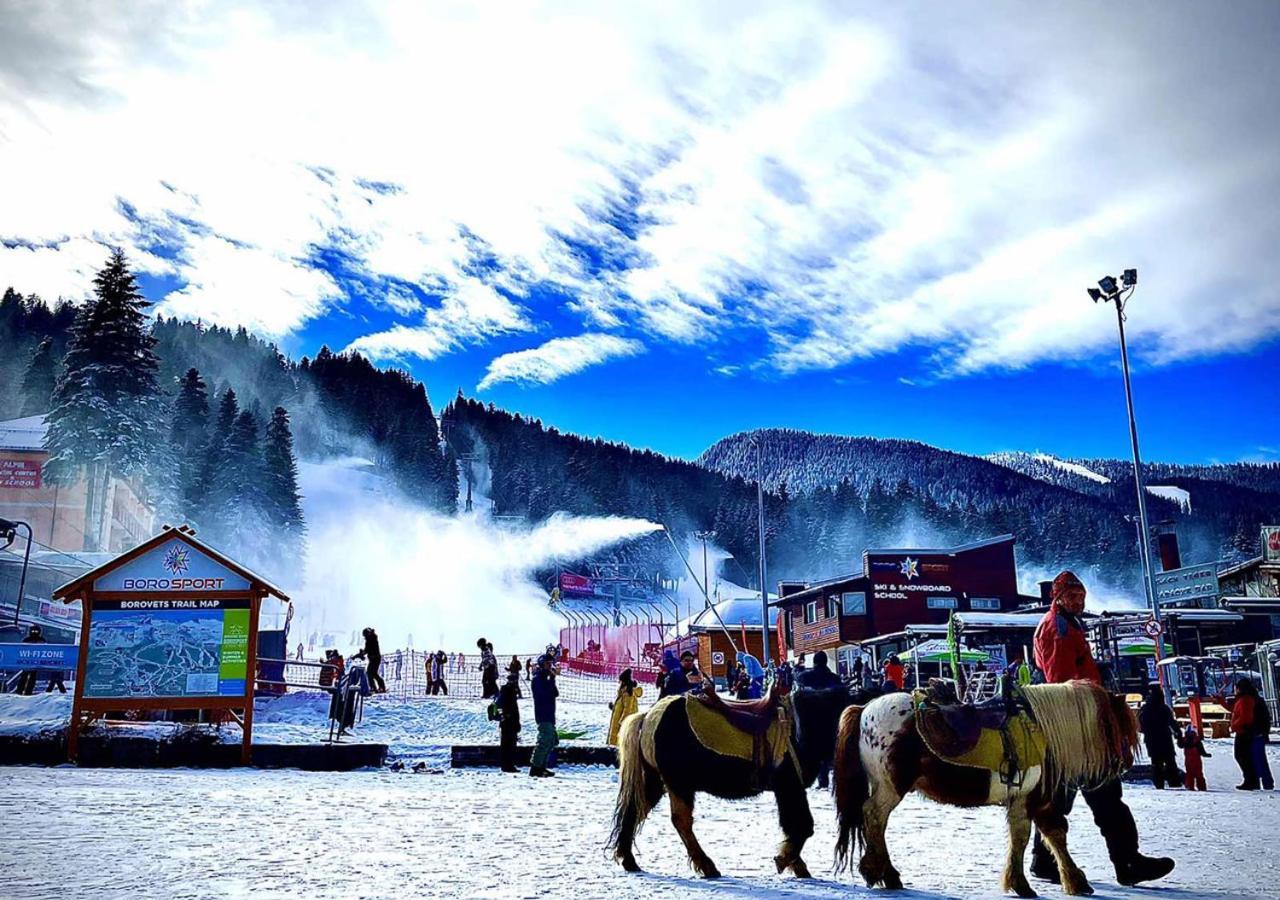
833, 704, 868, 873
608, 709, 653, 861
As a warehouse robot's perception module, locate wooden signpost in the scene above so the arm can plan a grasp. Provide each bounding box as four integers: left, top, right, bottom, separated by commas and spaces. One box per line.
53, 525, 290, 765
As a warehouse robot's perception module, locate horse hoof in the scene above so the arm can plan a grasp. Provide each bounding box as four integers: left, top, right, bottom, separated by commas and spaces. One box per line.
1065, 880, 1094, 897
792, 860, 813, 879
621, 858, 642, 874
701, 866, 722, 880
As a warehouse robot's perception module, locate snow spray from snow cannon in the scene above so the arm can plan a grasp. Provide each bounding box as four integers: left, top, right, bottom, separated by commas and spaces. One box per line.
293, 458, 661, 653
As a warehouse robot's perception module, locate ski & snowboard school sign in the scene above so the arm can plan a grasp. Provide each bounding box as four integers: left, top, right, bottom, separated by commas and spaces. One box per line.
53, 526, 290, 765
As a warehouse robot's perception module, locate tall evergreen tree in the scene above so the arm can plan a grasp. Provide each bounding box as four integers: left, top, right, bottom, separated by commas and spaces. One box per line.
169, 369, 211, 524
199, 388, 240, 540
262, 406, 306, 568
18, 337, 57, 416
43, 250, 162, 550
208, 409, 268, 557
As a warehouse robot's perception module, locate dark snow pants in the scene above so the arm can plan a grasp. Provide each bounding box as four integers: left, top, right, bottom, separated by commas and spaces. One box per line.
1235, 734, 1258, 787
1032, 777, 1139, 873
500, 723, 520, 770
1252, 736, 1274, 790
1148, 752, 1180, 789
367, 656, 386, 693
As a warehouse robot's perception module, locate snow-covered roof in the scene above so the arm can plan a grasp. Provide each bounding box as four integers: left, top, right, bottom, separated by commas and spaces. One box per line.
951, 612, 1046, 630
665, 595, 776, 641
865, 533, 1014, 556
0, 415, 48, 452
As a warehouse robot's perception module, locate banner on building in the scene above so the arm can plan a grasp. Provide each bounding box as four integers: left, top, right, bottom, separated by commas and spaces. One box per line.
0, 457, 41, 489
1264, 526, 1280, 563
0, 642, 78, 669
558, 571, 595, 597
1153, 562, 1220, 606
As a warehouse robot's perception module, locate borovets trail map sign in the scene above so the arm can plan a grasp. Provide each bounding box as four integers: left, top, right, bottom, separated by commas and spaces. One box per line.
54, 526, 290, 764
84, 597, 250, 699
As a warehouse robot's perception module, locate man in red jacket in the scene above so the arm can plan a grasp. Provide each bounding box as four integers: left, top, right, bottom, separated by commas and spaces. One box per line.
1029, 571, 1175, 887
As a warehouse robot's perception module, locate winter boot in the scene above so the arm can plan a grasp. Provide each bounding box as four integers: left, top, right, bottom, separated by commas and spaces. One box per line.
1115, 855, 1175, 886
530, 766, 556, 778
1235, 781, 1260, 791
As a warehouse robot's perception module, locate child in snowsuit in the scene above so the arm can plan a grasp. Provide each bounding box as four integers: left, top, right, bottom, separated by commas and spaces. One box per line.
1181, 725, 1210, 791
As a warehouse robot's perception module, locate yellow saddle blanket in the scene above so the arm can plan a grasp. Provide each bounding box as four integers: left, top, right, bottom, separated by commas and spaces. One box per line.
914, 699, 1047, 775
682, 695, 792, 768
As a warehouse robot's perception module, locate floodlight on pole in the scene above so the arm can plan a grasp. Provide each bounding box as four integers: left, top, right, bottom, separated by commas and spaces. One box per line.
694, 530, 716, 610
1086, 270, 1165, 661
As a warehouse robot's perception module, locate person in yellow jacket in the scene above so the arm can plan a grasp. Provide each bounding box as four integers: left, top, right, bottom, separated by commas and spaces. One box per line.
606, 668, 644, 746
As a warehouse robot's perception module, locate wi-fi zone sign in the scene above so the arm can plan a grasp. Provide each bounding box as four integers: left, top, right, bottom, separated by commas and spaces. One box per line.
1264, 526, 1280, 563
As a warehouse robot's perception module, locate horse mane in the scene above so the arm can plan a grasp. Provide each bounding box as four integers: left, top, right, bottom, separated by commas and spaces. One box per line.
1021, 681, 1138, 792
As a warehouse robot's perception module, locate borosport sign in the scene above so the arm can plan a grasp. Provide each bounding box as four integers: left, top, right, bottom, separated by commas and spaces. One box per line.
93, 538, 251, 592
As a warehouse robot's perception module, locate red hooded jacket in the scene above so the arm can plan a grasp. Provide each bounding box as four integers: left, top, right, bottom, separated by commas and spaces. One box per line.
1034, 604, 1101, 684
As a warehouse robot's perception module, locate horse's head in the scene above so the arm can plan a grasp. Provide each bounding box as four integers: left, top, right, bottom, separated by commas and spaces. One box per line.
791, 684, 861, 786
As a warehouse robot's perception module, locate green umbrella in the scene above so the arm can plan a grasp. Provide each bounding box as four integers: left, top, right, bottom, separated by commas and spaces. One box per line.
1118, 639, 1174, 657
902, 640, 989, 665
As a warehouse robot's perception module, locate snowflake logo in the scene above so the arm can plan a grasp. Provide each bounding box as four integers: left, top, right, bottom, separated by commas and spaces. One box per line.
162, 545, 190, 577
899, 557, 920, 580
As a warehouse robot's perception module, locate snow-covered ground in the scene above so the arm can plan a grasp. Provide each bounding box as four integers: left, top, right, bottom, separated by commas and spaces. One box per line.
0, 690, 609, 768
2, 689, 1279, 899
1, 741, 1278, 899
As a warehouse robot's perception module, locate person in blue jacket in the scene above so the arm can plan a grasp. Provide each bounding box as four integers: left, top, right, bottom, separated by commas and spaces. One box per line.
529, 654, 559, 778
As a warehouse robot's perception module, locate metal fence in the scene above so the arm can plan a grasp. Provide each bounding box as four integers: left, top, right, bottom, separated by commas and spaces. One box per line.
283, 650, 652, 706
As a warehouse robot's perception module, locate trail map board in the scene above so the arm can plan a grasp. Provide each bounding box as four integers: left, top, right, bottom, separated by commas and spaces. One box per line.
54, 528, 290, 765
84, 598, 250, 699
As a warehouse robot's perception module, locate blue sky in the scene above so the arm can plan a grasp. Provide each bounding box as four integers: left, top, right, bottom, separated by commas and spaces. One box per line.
4, 2, 1279, 464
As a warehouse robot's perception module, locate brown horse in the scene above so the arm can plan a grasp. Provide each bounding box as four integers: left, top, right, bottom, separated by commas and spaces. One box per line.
608, 685, 850, 879
833, 681, 1139, 897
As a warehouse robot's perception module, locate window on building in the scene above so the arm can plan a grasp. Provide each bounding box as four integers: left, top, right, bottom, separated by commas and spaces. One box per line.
804, 601, 818, 624
926, 596, 958, 610
842, 591, 867, 616
826, 596, 840, 619
970, 597, 1001, 611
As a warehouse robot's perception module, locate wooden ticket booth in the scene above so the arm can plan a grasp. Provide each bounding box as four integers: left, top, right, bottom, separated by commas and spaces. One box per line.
53, 525, 290, 765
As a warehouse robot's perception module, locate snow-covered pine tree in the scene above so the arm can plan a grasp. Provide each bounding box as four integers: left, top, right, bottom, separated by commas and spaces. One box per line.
169, 368, 211, 525
19, 337, 57, 416
210, 409, 270, 564
43, 249, 162, 551
198, 388, 240, 543
262, 406, 306, 569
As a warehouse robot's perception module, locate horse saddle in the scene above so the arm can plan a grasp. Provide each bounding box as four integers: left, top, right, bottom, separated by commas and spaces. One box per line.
913, 683, 1046, 778
693, 686, 781, 736
684, 686, 792, 769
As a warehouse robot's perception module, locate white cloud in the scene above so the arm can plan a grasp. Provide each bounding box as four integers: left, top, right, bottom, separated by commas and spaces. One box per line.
477, 333, 645, 390
0, 2, 1277, 375
347, 281, 533, 362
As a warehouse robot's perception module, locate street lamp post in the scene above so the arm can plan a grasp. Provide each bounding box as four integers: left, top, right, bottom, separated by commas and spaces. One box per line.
750, 437, 770, 664
0, 518, 34, 628
1088, 270, 1163, 639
